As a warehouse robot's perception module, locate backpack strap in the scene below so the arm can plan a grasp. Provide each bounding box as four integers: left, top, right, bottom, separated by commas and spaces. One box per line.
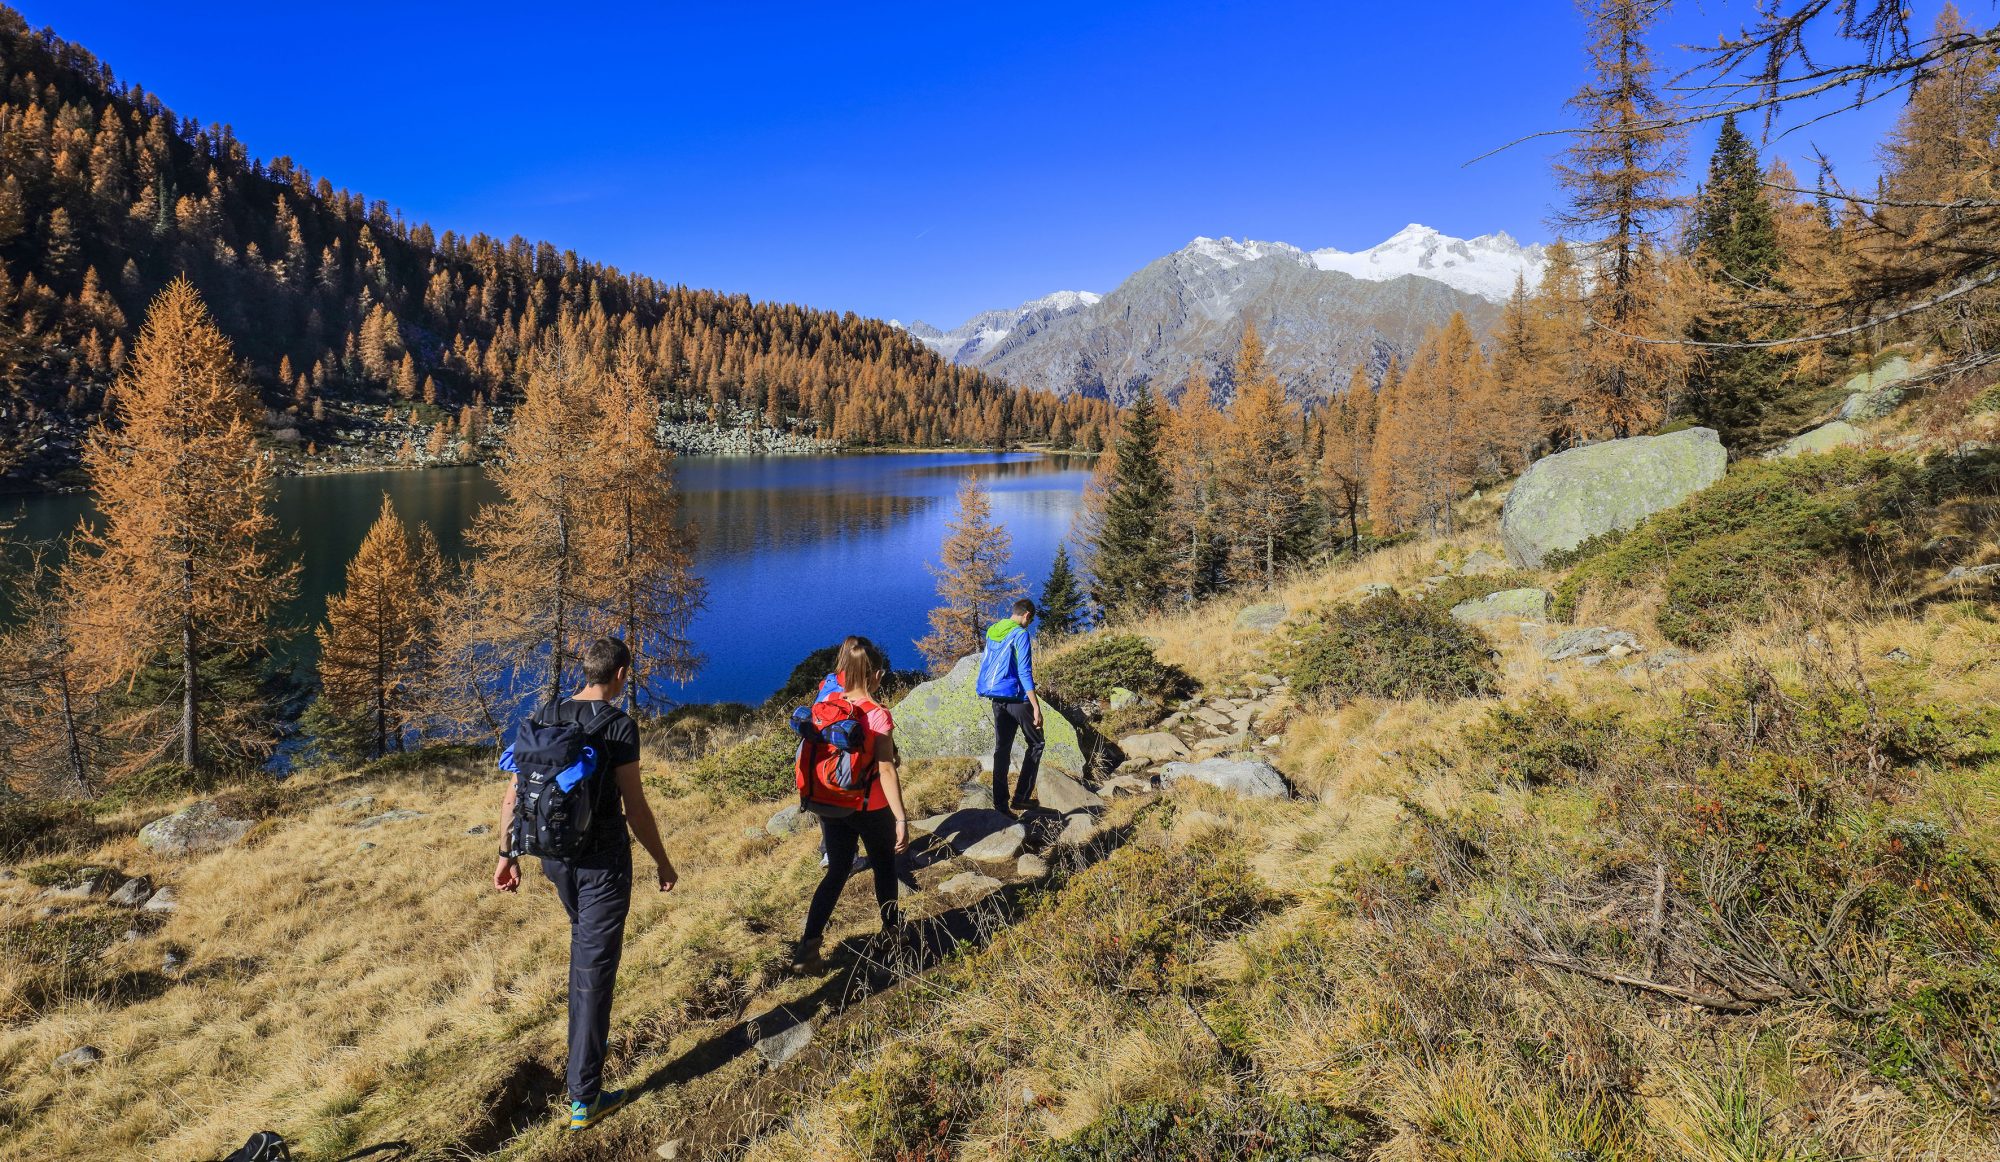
577, 700, 625, 738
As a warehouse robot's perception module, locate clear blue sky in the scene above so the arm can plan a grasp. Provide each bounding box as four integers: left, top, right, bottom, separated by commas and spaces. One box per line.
27, 1, 1932, 326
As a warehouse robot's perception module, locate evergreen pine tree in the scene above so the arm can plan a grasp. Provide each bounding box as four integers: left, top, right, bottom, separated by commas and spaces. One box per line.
1037, 544, 1087, 637
1685, 112, 1789, 440
1088, 385, 1174, 619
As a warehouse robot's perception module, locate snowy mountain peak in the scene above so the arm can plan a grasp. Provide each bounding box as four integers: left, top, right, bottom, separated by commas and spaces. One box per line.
1178, 236, 1306, 270
1027, 290, 1101, 312
903, 289, 1101, 363
1310, 224, 1546, 303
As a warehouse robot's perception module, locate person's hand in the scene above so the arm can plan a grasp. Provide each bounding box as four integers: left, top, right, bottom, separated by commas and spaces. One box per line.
656, 858, 678, 893
893, 817, 910, 854
1031, 705, 1044, 730
493, 856, 520, 893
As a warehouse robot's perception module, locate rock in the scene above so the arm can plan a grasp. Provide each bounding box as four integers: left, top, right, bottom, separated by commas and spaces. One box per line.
1449, 588, 1551, 624
1942, 562, 2000, 583
1032, 768, 1104, 814
1159, 757, 1290, 799
958, 823, 1027, 864
1193, 706, 1232, 728
465, 823, 492, 836
162, 949, 184, 974
1100, 774, 1155, 797
1349, 583, 1397, 601
895, 654, 1086, 775
1234, 603, 1288, 632
139, 801, 252, 856
1772, 420, 1866, 459
1250, 672, 1282, 688
1884, 648, 1915, 664
908, 813, 952, 837
750, 1014, 814, 1069
355, 808, 424, 829
337, 795, 376, 812
1620, 649, 1692, 678
1054, 815, 1098, 847
357, 842, 376, 851
1119, 732, 1190, 763
1542, 627, 1641, 663
40, 866, 116, 900
1016, 853, 1049, 878
1456, 549, 1507, 575
142, 887, 178, 913
1107, 687, 1138, 711
54, 1046, 103, 1071
107, 877, 154, 908
1191, 730, 1250, 758
766, 805, 816, 837
940, 871, 1004, 898
1261, 735, 1284, 749
1500, 427, 1728, 567
656, 1140, 685, 1160
1837, 355, 1912, 421
957, 782, 996, 811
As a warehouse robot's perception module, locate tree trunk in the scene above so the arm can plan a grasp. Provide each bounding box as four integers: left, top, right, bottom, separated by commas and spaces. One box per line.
56, 661, 87, 797
181, 607, 197, 772
550, 509, 570, 702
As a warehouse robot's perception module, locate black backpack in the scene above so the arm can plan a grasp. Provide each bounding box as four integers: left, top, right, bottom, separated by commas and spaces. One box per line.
500, 700, 622, 860
225, 1131, 290, 1162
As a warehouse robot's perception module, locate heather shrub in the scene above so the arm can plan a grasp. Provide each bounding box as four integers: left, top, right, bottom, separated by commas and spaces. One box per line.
1282, 594, 1497, 705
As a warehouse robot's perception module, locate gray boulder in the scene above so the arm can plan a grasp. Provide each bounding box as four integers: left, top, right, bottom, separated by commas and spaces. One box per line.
40, 866, 116, 901
1838, 355, 1912, 421
749, 1013, 814, 1069
1773, 420, 1866, 459
1158, 757, 1290, 799
1543, 627, 1641, 663
1500, 427, 1727, 567
1054, 814, 1098, 847
895, 654, 1086, 775
959, 823, 1027, 863
139, 801, 251, 856
141, 887, 179, 913
766, 805, 815, 837
1032, 768, 1104, 814
1118, 732, 1190, 764
108, 876, 155, 908
1456, 550, 1507, 576
1234, 603, 1288, 632
940, 871, 1004, 898
1449, 588, 1551, 624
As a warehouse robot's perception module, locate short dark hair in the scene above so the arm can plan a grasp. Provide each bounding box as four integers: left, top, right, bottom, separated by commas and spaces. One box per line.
581, 637, 632, 685
1012, 598, 1037, 621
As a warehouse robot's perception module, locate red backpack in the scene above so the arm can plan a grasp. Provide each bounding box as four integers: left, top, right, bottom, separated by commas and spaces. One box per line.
794, 691, 881, 814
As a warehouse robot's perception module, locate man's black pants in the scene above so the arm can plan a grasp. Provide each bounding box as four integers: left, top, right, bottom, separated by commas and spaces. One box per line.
990, 697, 1044, 809
541, 852, 632, 1105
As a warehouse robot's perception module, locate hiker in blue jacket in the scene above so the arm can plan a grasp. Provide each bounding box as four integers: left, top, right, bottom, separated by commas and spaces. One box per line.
976, 598, 1044, 816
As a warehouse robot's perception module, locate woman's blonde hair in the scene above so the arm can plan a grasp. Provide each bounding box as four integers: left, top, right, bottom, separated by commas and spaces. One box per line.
836, 635, 886, 700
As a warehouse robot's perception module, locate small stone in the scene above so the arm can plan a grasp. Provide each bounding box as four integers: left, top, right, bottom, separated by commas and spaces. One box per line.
766, 805, 815, 837
1450, 588, 1552, 625
958, 823, 1027, 863
1349, 583, 1397, 601
54, 1046, 103, 1071
908, 813, 953, 837
1015, 853, 1049, 878
357, 842, 376, 851
1055, 815, 1097, 847
957, 782, 996, 811
465, 823, 492, 836
750, 1015, 814, 1068
40, 866, 116, 901
1234, 602, 1288, 632
337, 795, 377, 812
141, 887, 178, 913
940, 871, 1004, 897
162, 949, 184, 974
1542, 627, 1641, 663
1884, 648, 1915, 664
1194, 707, 1232, 728
656, 1140, 685, 1160
1456, 549, 1506, 575
1115, 757, 1154, 774
355, 808, 423, 829
1261, 735, 1283, 749
1107, 687, 1138, 711
1118, 732, 1190, 764
108, 876, 154, 908
1032, 768, 1105, 814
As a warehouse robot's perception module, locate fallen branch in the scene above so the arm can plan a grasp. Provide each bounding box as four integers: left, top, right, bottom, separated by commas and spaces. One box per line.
1523, 953, 1780, 1014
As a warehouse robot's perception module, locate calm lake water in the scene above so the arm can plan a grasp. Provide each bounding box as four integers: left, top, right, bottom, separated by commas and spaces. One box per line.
2, 452, 1089, 706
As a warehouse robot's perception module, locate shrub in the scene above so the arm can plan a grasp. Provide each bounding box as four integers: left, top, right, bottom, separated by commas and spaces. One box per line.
1041, 633, 1192, 714
1029, 1094, 1369, 1162
1461, 694, 1626, 787
834, 1042, 995, 1162
656, 701, 757, 760
1282, 594, 1498, 705
680, 728, 796, 802
1422, 568, 1542, 613
1554, 449, 2000, 648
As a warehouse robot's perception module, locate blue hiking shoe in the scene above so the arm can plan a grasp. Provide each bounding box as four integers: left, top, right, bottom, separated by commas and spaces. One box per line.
567, 1088, 629, 1131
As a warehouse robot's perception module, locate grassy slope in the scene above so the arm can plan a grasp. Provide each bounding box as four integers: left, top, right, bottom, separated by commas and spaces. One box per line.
3, 451, 1998, 1159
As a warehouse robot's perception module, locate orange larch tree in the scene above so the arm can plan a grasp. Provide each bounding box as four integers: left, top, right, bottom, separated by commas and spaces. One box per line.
917, 477, 1023, 674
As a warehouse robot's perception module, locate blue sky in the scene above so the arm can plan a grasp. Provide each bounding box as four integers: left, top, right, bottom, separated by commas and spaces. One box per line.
29, 1, 1936, 325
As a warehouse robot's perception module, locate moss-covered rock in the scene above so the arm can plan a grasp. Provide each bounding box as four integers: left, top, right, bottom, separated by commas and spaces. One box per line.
894, 654, 1087, 775
1500, 427, 1728, 567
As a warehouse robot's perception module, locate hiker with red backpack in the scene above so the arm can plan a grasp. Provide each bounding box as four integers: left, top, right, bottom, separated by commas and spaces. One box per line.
790, 635, 910, 973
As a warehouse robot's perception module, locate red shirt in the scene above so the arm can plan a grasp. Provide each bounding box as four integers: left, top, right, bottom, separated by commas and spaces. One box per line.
856, 698, 895, 811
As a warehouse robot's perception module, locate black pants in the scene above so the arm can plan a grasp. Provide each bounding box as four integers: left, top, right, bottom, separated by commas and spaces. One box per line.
991, 697, 1044, 809
803, 807, 900, 941
541, 852, 632, 1105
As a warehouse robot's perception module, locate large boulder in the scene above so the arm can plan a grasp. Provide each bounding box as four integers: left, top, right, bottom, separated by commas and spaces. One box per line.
1158, 757, 1290, 799
1118, 732, 1190, 764
1838, 355, 1912, 421
1449, 588, 1551, 624
1500, 427, 1727, 567
138, 801, 251, 856
1772, 420, 1866, 459
894, 655, 1086, 775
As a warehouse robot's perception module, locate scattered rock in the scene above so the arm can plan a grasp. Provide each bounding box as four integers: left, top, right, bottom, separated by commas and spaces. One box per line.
895, 654, 1087, 774
39, 866, 116, 901
1191, 730, 1250, 758
1193, 706, 1232, 728
1100, 774, 1155, 797
1234, 603, 1288, 632
1500, 427, 1728, 567
908, 813, 953, 837
139, 801, 252, 856
1054, 815, 1098, 847
957, 823, 1027, 864
465, 823, 492, 836
1619, 650, 1692, 679
1015, 853, 1049, 878
1457, 549, 1507, 575
750, 1014, 814, 1069
1884, 648, 1915, 664
357, 842, 376, 852
1118, 732, 1190, 764
337, 795, 377, 812
162, 949, 184, 974
1542, 627, 1641, 663
54, 1046, 103, 1071
1837, 355, 1912, 421
142, 887, 178, 913
1449, 588, 1551, 624
656, 1139, 685, 1161
1772, 419, 1867, 459
1159, 757, 1290, 799
939, 871, 1004, 898
355, 808, 424, 829
1022, 767, 1104, 815
107, 877, 154, 908
1107, 687, 1139, 711
1250, 672, 1282, 688
766, 805, 815, 837
1942, 562, 2000, 583
957, 782, 996, 811
1349, 583, 1396, 601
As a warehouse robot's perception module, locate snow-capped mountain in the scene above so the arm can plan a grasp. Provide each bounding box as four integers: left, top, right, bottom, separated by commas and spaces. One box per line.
904, 225, 1537, 406
903, 291, 1102, 364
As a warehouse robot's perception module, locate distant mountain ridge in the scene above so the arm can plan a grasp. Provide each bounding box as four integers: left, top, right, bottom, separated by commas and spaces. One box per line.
907, 225, 1544, 405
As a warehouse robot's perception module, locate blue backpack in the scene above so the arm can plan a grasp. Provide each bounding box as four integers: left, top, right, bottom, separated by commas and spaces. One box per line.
500, 700, 621, 860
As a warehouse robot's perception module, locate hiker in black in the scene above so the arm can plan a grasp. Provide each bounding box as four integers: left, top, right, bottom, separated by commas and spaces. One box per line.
492, 638, 678, 1132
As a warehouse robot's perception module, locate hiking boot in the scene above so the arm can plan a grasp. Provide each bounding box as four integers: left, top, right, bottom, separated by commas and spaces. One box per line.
794, 937, 831, 974
1009, 798, 1040, 815
567, 1088, 629, 1131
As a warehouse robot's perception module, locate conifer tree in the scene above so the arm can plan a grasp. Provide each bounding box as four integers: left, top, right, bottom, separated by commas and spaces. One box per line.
1322, 365, 1378, 553
0, 546, 104, 796
313, 495, 438, 759
1088, 385, 1174, 619
917, 478, 1023, 674
1685, 113, 1790, 439
1161, 368, 1227, 601
1217, 325, 1313, 583
67, 279, 294, 774
1037, 544, 1087, 637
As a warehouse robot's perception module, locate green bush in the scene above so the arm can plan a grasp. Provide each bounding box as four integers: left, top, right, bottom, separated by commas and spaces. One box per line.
1423, 568, 1542, 612
834, 1042, 995, 1162
1041, 632, 1192, 713
1030, 1094, 1369, 1162
681, 728, 796, 802
1461, 693, 1626, 787
1282, 594, 1498, 705
1553, 449, 2000, 648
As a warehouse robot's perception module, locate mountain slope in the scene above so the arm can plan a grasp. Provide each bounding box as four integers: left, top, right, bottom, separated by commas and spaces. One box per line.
901, 291, 1101, 364
0, 9, 1108, 488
